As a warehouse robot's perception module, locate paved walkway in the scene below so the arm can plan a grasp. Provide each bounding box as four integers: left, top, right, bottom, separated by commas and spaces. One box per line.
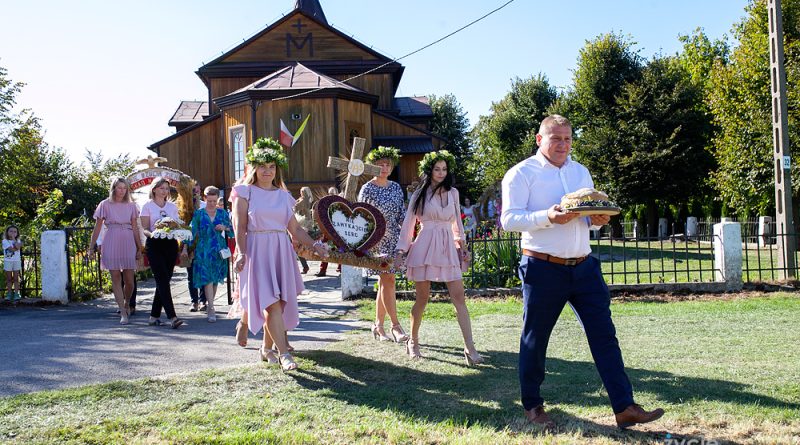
0, 262, 359, 397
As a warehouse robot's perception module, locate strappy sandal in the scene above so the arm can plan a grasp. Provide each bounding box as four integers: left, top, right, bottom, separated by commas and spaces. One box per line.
170, 318, 185, 329
259, 346, 278, 364
371, 324, 392, 341
391, 324, 409, 343
406, 338, 422, 359
235, 321, 248, 347
148, 318, 164, 326
279, 353, 298, 372
463, 348, 484, 366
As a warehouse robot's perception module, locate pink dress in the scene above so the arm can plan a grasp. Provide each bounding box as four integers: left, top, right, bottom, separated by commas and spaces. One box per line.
93, 199, 139, 271
233, 185, 304, 334
397, 187, 465, 282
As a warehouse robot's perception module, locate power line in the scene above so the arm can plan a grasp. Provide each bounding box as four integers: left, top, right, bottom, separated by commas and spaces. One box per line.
272, 0, 517, 102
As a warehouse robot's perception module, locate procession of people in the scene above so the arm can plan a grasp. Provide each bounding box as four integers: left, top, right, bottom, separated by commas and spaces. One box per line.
81, 115, 663, 429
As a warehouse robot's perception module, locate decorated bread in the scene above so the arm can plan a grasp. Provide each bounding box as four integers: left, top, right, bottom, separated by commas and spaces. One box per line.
560, 188, 618, 211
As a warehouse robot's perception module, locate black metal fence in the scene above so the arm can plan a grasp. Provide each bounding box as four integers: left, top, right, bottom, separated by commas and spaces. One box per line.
742, 232, 800, 282
20, 240, 41, 298
64, 226, 105, 300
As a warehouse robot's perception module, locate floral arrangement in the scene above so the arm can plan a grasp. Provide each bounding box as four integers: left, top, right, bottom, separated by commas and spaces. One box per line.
418, 150, 456, 176
245, 137, 289, 169
365, 146, 401, 165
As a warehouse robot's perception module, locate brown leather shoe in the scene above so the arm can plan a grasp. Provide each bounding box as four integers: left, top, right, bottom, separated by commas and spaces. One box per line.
524, 405, 555, 429
615, 404, 665, 429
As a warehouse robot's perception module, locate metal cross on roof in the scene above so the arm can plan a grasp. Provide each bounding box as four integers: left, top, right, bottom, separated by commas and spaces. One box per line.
327, 137, 381, 201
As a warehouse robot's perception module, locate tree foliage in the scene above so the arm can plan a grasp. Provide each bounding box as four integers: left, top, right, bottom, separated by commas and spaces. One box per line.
0, 64, 135, 235
471, 74, 557, 188
428, 94, 478, 198
555, 33, 714, 230
705, 0, 800, 216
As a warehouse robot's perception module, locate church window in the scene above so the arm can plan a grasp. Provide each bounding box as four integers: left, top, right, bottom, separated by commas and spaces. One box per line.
230, 125, 246, 180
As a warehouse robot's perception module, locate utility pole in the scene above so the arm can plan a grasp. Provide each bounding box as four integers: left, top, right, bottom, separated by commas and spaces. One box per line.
768, 0, 796, 278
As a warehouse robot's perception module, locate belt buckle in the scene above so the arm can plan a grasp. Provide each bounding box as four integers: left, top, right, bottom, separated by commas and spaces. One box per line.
564, 258, 577, 266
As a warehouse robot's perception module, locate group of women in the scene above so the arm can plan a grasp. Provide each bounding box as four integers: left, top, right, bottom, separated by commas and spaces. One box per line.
89, 136, 483, 372
89, 178, 232, 328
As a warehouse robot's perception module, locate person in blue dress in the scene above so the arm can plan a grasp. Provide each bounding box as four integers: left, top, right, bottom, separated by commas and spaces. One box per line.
182, 186, 233, 322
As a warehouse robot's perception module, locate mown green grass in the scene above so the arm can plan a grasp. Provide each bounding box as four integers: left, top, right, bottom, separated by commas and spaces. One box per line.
1, 294, 798, 444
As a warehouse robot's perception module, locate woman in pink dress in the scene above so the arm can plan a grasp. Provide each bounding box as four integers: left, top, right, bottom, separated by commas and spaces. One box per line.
396, 151, 483, 365
88, 177, 142, 325
232, 138, 327, 372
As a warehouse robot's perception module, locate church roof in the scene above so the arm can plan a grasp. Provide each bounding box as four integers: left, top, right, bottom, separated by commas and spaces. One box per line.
168, 101, 209, 126
394, 97, 434, 118
373, 136, 435, 154
214, 63, 378, 107
295, 0, 327, 25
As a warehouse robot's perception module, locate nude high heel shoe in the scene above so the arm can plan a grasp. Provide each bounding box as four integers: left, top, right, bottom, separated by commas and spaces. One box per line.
391, 324, 409, 343
406, 338, 422, 359
371, 324, 391, 341
463, 348, 484, 366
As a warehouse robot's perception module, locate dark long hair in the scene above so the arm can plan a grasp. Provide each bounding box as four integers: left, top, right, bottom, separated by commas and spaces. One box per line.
412, 163, 454, 216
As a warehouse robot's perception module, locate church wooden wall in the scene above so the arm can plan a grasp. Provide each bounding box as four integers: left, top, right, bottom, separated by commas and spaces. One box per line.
333, 74, 394, 110
209, 77, 261, 113
156, 117, 225, 191
255, 98, 335, 185
373, 112, 433, 138
398, 155, 423, 187
337, 99, 372, 155
222, 16, 379, 63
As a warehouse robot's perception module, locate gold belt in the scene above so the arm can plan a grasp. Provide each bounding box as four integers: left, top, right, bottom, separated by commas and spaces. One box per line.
249, 229, 288, 235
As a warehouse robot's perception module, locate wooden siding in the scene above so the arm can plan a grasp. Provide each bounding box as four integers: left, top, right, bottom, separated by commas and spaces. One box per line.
210, 77, 261, 113
337, 99, 372, 156
223, 105, 252, 188
255, 98, 336, 184
332, 73, 394, 110
222, 16, 378, 63
156, 118, 225, 192
372, 112, 432, 138
397, 154, 423, 187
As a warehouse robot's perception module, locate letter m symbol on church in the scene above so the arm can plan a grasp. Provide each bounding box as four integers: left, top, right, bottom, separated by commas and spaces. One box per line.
286, 33, 313, 57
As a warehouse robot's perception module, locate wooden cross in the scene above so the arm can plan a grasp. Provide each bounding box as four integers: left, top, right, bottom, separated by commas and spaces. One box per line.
327, 137, 381, 201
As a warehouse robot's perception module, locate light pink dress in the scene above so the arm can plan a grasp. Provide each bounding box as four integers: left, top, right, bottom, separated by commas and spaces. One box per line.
233, 184, 304, 334
397, 187, 465, 282
93, 199, 139, 271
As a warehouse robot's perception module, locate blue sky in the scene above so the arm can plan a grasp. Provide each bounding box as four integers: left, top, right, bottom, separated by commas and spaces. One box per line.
0, 0, 749, 164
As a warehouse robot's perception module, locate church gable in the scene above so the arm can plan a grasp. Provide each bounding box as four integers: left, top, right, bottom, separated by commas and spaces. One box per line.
215, 12, 385, 64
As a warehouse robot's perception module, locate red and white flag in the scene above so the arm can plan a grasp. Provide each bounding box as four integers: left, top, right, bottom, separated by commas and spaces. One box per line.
279, 114, 311, 148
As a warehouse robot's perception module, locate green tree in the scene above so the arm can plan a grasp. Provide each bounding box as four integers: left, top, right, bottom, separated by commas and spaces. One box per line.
556, 34, 713, 233
706, 0, 800, 216
471, 74, 557, 188
428, 94, 477, 197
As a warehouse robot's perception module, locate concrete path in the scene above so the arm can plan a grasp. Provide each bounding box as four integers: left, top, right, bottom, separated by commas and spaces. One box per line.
0, 262, 360, 397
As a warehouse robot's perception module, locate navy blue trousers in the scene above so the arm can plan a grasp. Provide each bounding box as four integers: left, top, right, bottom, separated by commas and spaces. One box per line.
519, 255, 634, 413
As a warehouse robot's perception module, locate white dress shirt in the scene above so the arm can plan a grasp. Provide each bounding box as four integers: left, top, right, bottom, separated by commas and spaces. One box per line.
501, 151, 594, 258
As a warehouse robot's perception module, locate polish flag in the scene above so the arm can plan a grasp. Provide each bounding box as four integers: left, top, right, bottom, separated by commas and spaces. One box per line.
280, 119, 294, 148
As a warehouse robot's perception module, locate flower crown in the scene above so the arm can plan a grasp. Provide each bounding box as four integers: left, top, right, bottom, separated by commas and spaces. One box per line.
418, 150, 456, 177
365, 146, 401, 165
245, 138, 289, 169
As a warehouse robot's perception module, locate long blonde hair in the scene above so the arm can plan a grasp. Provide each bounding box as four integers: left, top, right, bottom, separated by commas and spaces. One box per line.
108, 177, 133, 203
243, 163, 287, 190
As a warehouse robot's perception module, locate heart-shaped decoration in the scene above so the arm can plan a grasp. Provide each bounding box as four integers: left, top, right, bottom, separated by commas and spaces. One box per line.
314, 195, 386, 252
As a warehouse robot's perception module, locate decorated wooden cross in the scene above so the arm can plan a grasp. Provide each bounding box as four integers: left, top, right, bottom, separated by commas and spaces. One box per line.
327, 137, 381, 201
296, 137, 393, 272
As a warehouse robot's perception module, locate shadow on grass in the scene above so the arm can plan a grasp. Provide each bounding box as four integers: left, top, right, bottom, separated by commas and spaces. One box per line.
292, 348, 795, 443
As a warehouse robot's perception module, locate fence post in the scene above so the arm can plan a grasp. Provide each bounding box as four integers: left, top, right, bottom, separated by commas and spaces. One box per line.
41, 230, 69, 303
758, 216, 774, 247
713, 222, 743, 291
658, 218, 668, 239
686, 217, 698, 237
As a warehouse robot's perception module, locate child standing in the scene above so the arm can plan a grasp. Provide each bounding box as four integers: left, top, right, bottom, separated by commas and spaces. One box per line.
3, 225, 22, 301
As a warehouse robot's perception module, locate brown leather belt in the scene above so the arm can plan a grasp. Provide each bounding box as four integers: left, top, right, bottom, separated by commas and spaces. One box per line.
522, 249, 588, 266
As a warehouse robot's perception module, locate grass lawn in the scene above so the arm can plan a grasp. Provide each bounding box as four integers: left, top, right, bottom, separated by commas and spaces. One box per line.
1, 294, 798, 444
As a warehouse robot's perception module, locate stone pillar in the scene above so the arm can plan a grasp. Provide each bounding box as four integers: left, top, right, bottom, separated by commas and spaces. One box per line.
686, 217, 698, 237
41, 230, 68, 304
713, 222, 743, 291
721, 217, 734, 223
758, 216, 774, 247
658, 218, 669, 239
340, 265, 362, 299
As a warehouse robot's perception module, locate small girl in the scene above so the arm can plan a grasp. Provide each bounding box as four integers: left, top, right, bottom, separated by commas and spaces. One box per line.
3, 225, 23, 301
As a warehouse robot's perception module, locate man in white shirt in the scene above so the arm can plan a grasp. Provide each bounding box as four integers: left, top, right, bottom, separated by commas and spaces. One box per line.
501, 115, 664, 430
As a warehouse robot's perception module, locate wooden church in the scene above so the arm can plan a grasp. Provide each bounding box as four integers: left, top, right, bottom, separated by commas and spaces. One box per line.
149, 0, 446, 196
